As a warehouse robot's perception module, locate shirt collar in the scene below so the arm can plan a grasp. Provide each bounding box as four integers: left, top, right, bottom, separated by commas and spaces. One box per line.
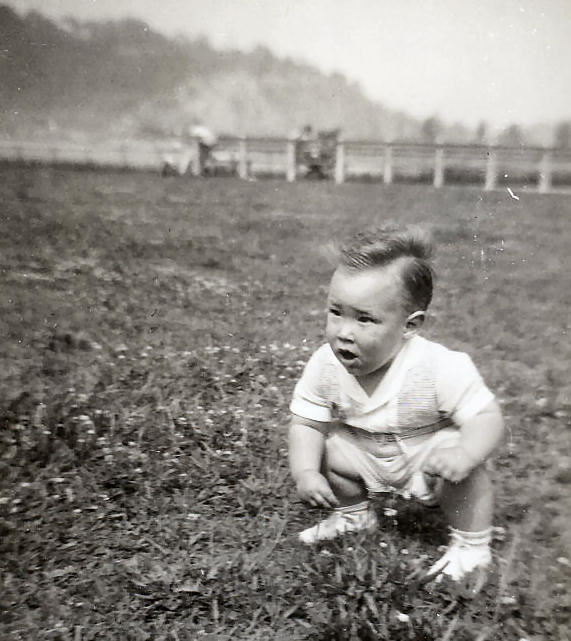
330, 335, 427, 407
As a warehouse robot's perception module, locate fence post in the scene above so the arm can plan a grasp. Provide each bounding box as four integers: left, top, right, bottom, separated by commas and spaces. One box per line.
286, 138, 296, 182
484, 150, 497, 191
335, 140, 345, 184
383, 145, 393, 184
190, 137, 202, 176
538, 151, 552, 194
433, 147, 445, 188
238, 137, 249, 180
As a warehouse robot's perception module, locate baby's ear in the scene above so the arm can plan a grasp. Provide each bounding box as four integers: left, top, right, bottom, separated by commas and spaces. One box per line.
403, 311, 425, 337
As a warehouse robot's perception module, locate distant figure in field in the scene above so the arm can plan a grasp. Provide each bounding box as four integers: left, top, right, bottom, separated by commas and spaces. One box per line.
161, 123, 217, 177
294, 125, 339, 179
188, 122, 218, 176
289, 226, 505, 587
294, 125, 319, 177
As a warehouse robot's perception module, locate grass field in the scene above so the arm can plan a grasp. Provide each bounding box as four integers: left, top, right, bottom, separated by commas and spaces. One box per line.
1, 165, 570, 640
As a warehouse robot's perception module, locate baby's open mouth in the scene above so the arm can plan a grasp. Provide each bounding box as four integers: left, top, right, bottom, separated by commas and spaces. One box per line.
338, 349, 357, 361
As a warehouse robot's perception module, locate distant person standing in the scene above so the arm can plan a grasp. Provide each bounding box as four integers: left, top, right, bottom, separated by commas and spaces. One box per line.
188, 121, 217, 176
294, 125, 320, 177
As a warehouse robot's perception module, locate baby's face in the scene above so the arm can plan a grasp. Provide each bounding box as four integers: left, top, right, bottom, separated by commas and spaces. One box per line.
325, 264, 410, 385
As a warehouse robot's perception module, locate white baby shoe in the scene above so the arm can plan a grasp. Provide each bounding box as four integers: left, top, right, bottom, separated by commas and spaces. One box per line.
299, 502, 378, 544
426, 528, 492, 582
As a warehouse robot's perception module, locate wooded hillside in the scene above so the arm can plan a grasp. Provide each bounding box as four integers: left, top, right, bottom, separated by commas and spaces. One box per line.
0, 5, 447, 143
0, 5, 560, 146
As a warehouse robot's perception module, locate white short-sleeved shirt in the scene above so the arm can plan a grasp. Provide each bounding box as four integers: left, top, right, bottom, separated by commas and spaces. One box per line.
290, 335, 494, 437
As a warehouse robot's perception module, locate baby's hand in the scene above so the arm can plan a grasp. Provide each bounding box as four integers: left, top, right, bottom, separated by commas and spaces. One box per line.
296, 470, 339, 508
423, 445, 478, 483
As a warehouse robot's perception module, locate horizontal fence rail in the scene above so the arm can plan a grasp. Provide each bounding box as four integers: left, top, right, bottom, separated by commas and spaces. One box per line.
1, 137, 570, 194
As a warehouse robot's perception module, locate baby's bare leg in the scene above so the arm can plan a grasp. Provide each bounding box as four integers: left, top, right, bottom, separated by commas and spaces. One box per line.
439, 464, 494, 531
324, 437, 368, 507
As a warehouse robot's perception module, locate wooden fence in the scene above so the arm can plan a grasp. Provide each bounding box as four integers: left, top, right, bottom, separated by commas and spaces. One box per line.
1, 137, 570, 194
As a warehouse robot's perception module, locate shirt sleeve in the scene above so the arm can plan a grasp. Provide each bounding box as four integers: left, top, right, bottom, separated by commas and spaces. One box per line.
435, 349, 495, 425
290, 346, 334, 423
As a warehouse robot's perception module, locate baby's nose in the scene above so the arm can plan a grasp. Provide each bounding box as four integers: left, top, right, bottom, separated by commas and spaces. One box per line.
337, 321, 355, 341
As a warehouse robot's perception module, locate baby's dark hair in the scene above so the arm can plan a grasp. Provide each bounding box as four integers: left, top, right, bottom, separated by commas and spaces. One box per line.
339, 226, 434, 313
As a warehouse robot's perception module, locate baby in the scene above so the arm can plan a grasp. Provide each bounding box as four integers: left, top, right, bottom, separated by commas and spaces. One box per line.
289, 227, 505, 581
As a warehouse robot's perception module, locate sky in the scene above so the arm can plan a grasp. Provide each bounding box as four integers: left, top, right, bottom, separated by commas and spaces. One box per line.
6, 0, 571, 129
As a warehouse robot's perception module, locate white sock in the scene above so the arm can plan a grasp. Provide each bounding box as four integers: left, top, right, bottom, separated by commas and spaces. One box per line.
450, 526, 492, 547
335, 500, 370, 516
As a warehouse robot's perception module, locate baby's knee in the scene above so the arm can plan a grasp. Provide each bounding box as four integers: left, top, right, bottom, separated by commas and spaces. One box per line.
442, 463, 493, 495
324, 436, 362, 481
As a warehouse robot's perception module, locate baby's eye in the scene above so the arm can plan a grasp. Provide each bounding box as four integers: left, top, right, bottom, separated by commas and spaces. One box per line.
328, 307, 341, 316
358, 316, 375, 324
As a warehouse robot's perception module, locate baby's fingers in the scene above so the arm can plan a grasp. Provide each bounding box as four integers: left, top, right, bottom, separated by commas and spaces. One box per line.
314, 485, 339, 508
308, 493, 333, 509
429, 461, 461, 483
425, 457, 457, 482
323, 489, 340, 508
428, 456, 451, 477
423, 453, 442, 476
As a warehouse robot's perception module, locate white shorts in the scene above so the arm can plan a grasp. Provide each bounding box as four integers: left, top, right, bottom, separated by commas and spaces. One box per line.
327, 425, 461, 497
